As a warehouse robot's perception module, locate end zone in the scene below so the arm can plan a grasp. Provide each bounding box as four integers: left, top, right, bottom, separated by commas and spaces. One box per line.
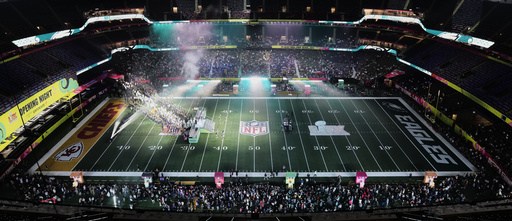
30, 99, 126, 173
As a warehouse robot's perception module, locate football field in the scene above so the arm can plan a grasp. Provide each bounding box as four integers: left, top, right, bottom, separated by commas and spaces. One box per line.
37, 97, 475, 178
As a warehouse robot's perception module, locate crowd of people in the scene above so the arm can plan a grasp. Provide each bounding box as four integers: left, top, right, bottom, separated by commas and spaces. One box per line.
148, 31, 359, 50
115, 48, 396, 84
121, 80, 190, 135
5, 162, 511, 213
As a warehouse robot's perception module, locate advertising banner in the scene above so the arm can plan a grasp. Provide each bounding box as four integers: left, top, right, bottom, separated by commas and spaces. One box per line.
286, 172, 296, 188
233, 85, 238, 94
305, 85, 311, 95
0, 88, 110, 179
0, 76, 78, 151
214, 172, 224, 188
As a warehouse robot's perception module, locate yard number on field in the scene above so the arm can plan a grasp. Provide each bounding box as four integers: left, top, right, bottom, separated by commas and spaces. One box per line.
181, 146, 195, 150
379, 145, 392, 150
314, 146, 328, 150
346, 146, 360, 151
117, 145, 130, 150
149, 145, 162, 151
213, 146, 228, 150
354, 109, 365, 114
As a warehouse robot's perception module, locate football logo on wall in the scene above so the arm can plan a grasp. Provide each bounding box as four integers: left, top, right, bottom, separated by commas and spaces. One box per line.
54, 142, 84, 161
382, 101, 407, 113
240, 121, 269, 137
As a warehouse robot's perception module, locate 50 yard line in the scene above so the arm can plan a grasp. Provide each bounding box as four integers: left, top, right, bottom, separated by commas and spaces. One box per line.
235, 99, 243, 170
265, 99, 274, 172
253, 99, 256, 172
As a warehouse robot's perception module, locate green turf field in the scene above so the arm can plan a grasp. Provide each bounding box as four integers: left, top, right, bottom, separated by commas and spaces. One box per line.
58, 97, 474, 177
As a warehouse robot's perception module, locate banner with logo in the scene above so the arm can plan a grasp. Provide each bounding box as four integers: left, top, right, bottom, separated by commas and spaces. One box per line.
286, 172, 296, 188
0, 76, 78, 152
214, 172, 224, 188
0, 89, 111, 179
233, 85, 238, 94
42, 99, 125, 171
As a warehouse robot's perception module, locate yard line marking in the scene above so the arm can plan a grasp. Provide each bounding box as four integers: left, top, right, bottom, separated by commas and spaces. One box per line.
89, 111, 137, 171
253, 99, 256, 171
199, 99, 219, 171
338, 99, 383, 171
181, 99, 207, 172
301, 99, 328, 171
162, 99, 188, 171
350, 100, 400, 171
144, 134, 165, 171
313, 99, 346, 171
375, 99, 437, 171
125, 122, 157, 170
162, 130, 182, 171
217, 99, 231, 171
235, 99, 243, 170
107, 114, 147, 171
289, 100, 310, 172
363, 100, 417, 170
265, 99, 274, 171
166, 96, 399, 100
277, 100, 292, 171
324, 100, 357, 171
180, 143, 193, 172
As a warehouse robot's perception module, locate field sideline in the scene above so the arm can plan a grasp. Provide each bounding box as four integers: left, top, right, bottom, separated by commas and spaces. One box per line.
31, 97, 475, 178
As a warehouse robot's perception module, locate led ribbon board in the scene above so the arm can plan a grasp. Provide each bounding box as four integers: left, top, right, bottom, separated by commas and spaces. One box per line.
13, 14, 494, 48
319, 15, 494, 48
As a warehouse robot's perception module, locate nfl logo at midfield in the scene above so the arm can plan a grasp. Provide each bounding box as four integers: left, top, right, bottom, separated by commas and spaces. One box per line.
240, 120, 269, 137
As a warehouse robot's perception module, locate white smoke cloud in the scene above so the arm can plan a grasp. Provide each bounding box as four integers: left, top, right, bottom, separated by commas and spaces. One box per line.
181, 49, 204, 78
